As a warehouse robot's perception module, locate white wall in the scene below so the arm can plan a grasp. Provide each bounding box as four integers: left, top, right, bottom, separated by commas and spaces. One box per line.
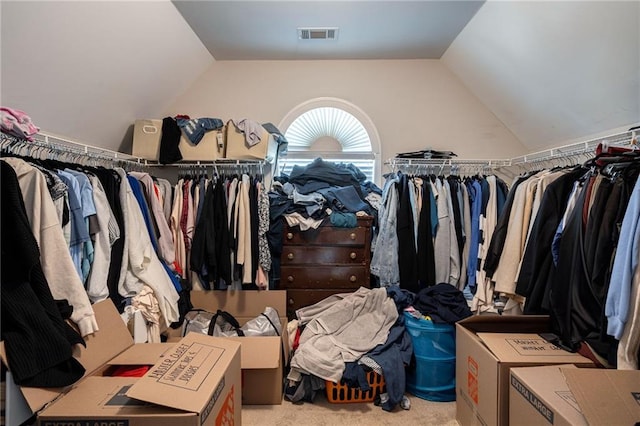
167, 59, 527, 169
4, 2, 633, 164
442, 1, 640, 151
0, 1, 213, 152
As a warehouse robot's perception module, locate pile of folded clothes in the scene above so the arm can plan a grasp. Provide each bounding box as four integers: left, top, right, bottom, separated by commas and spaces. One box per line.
395, 149, 457, 159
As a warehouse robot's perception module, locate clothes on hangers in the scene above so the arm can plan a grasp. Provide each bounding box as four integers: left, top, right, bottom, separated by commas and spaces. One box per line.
92, 167, 127, 308
371, 171, 508, 297
56, 169, 91, 280
552, 166, 638, 361
1, 160, 86, 387
1, 130, 206, 355
116, 167, 181, 330
471, 175, 501, 313
2, 157, 99, 337
370, 174, 401, 286
129, 171, 175, 267
513, 168, 586, 314
482, 149, 640, 366
606, 175, 640, 369
190, 176, 232, 290
1, 133, 188, 344
397, 173, 419, 292
85, 174, 120, 303
170, 178, 187, 279
169, 169, 271, 291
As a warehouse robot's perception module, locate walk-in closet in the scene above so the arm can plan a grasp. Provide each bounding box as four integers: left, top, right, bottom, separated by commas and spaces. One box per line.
1, 1, 639, 425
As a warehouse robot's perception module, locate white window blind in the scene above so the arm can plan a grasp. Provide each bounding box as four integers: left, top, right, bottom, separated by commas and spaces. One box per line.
280, 104, 378, 184
285, 107, 371, 152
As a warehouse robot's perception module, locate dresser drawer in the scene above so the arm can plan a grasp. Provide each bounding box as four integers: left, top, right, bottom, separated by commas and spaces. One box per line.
286, 289, 360, 319
282, 246, 368, 265
283, 226, 368, 246
280, 266, 370, 288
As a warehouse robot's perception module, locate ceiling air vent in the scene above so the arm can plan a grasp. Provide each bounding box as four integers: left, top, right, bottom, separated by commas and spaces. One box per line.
297, 27, 339, 40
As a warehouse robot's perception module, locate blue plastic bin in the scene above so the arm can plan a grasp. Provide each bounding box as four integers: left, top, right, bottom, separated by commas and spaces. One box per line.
404, 311, 456, 402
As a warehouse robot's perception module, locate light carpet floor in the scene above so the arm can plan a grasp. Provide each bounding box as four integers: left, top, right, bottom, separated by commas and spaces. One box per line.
242, 393, 457, 425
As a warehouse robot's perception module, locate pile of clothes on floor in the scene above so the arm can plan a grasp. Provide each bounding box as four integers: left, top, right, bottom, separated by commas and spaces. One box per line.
284, 283, 471, 412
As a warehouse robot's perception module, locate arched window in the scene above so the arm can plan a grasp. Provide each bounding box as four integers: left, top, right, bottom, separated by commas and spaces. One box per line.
277, 98, 381, 183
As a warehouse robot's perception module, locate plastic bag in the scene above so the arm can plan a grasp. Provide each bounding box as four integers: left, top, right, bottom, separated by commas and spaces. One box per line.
238, 306, 282, 337
182, 307, 281, 337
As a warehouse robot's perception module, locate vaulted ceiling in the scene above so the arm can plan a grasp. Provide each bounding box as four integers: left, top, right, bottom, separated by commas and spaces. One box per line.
1, 1, 638, 154
172, 1, 484, 60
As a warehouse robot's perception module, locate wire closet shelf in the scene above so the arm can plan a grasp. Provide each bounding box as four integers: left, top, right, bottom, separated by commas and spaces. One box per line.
163, 159, 266, 178
1, 131, 267, 172
2, 128, 636, 174
386, 129, 638, 171
1, 131, 150, 170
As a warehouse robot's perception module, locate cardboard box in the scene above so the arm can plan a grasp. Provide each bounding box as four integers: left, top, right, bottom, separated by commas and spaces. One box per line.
177, 290, 290, 405
3, 299, 241, 426
509, 365, 587, 426
0, 299, 137, 416
132, 118, 225, 161
455, 315, 593, 426
510, 365, 640, 426
562, 368, 640, 425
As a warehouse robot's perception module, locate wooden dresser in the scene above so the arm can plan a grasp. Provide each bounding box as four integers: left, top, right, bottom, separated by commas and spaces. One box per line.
280, 215, 373, 319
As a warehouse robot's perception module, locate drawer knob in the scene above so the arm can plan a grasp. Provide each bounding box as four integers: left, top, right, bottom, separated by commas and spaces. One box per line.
287, 275, 294, 283
286, 232, 293, 240
350, 252, 357, 260
350, 275, 357, 282
350, 233, 356, 240
287, 253, 294, 260
288, 298, 294, 305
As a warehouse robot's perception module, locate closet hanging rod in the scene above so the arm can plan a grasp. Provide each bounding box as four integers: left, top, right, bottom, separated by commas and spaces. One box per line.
146, 159, 265, 167
33, 131, 151, 165
385, 158, 512, 167
509, 129, 636, 165
386, 128, 638, 169
1, 131, 147, 168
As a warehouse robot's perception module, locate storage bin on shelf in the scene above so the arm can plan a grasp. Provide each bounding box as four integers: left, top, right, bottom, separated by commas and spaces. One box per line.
225, 119, 278, 163
404, 311, 456, 402
132, 118, 225, 161
326, 370, 386, 403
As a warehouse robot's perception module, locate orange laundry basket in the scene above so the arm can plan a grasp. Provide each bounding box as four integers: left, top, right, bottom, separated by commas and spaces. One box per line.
325, 371, 386, 403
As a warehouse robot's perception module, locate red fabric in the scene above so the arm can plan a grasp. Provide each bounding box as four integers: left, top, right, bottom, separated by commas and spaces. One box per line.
174, 114, 190, 120
181, 180, 193, 278
172, 260, 183, 276
595, 142, 634, 156
293, 326, 302, 351
181, 181, 190, 250
110, 365, 151, 377
153, 183, 161, 201
576, 342, 607, 368
594, 142, 636, 166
